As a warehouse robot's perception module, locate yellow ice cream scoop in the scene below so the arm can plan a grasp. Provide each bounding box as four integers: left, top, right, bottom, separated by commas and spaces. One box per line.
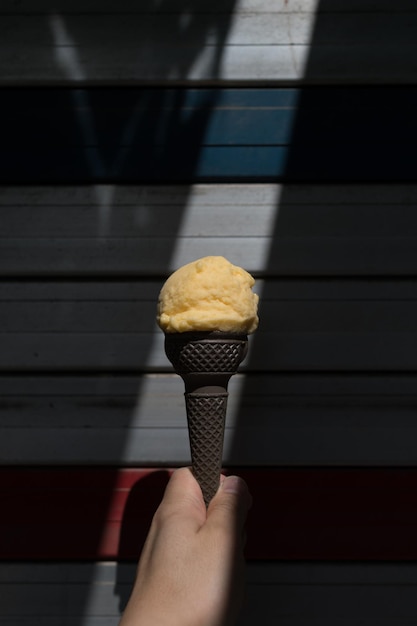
157, 255, 259, 334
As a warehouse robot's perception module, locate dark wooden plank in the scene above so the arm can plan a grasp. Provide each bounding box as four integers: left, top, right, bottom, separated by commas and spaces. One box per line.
2, 371, 417, 400
1, 373, 417, 466
0, 13, 322, 47
3, 183, 417, 237
2, 144, 416, 181
3, 280, 417, 333
1, 280, 417, 372
3, 467, 417, 560
1, 87, 417, 181
5, 331, 417, 372
3, 562, 417, 625
0, 90, 299, 146
2, 183, 417, 277
4, 13, 417, 50
1, 0, 417, 13
4, 562, 417, 625
4, 200, 417, 238
4, 237, 417, 276
5, 560, 417, 586
1, 9, 417, 84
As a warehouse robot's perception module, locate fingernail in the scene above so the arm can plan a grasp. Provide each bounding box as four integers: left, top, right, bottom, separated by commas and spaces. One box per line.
222, 475, 253, 509
222, 475, 242, 494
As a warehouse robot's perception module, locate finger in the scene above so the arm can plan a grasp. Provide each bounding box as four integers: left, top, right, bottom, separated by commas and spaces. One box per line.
206, 475, 252, 537
154, 467, 207, 531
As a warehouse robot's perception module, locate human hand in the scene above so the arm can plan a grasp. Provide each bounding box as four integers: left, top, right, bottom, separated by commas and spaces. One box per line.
119, 467, 252, 626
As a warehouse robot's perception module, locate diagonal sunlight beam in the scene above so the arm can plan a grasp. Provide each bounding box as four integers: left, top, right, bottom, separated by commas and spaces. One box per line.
47, 1, 321, 622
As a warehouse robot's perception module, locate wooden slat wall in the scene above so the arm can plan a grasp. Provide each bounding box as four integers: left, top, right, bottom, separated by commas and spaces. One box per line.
3, 374, 417, 466
2, 1, 417, 623
3, 562, 417, 626
1, 0, 417, 84
4, 184, 417, 275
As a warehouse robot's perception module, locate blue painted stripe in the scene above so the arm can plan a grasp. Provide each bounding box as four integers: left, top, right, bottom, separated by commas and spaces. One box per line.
1, 87, 417, 182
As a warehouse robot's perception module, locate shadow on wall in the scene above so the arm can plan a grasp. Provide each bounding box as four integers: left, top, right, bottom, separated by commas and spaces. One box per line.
229, 0, 417, 497
115, 471, 171, 613
31, 2, 235, 626
111, 2, 417, 624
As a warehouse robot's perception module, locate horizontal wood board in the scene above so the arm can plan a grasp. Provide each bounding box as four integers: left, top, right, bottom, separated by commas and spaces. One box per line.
2, 3, 417, 84
2, 373, 417, 466
1, 88, 417, 182
3, 561, 417, 625
4, 12, 417, 48
3, 1, 417, 13
3, 467, 417, 561
2, 279, 417, 372
3, 183, 417, 277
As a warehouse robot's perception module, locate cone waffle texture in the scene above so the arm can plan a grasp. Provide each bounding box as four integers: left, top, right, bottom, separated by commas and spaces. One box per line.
186, 392, 227, 505
165, 333, 248, 505
165, 332, 248, 374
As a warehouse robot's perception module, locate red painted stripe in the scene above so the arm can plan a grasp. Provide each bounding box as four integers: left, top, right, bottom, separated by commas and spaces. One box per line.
2, 467, 417, 561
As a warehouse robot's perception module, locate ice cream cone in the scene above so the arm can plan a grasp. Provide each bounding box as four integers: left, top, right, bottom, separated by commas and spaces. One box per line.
165, 332, 248, 505
157, 256, 258, 504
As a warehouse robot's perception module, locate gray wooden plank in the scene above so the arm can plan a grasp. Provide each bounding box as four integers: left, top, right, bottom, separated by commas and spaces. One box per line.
1, 373, 417, 465
0, 614, 120, 626
2, 336, 417, 372
2, 372, 416, 399
0, 183, 248, 204
3, 43, 417, 84
2, 0, 417, 13
4, 13, 417, 47
1, 562, 417, 626
3, 278, 417, 301
3, 380, 417, 429
3, 330, 417, 371
2, 1, 417, 13
0, 611, 414, 623
2, 11, 417, 83
4, 581, 417, 618
0, 44, 297, 84
3, 184, 417, 276
4, 280, 417, 332
10, 331, 417, 372
4, 236, 417, 276
4, 202, 417, 238
3, 410, 417, 465
2, 372, 417, 426
5, 561, 417, 585
0, 14, 311, 46
1, 203, 278, 237
3, 281, 417, 333
4, 183, 417, 205
1, 279, 417, 372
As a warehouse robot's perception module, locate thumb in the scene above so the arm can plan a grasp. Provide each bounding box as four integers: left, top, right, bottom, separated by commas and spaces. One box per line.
206, 475, 252, 537
155, 467, 207, 529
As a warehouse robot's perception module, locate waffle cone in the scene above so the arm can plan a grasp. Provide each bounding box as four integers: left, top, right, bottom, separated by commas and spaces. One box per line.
165, 332, 248, 505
